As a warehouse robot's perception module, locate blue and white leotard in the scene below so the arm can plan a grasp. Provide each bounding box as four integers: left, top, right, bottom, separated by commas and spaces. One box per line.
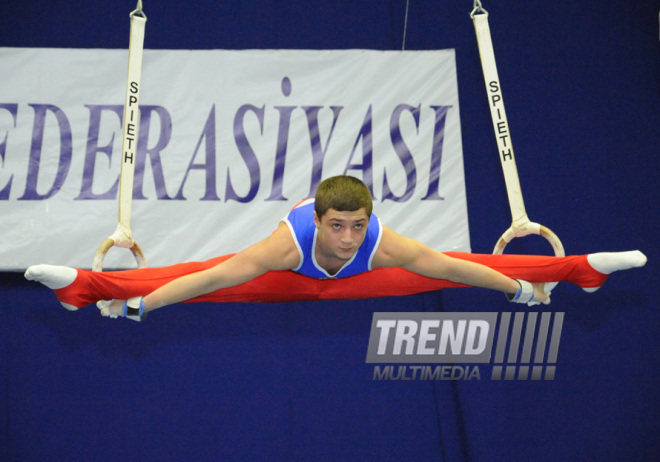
281, 199, 383, 279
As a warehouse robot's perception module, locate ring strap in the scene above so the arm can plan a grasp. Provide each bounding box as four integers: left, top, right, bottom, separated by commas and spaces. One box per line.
93, 8, 148, 274
471, 6, 565, 259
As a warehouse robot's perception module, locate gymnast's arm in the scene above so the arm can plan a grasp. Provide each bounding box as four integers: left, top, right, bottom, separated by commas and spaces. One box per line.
372, 226, 547, 302
141, 222, 301, 311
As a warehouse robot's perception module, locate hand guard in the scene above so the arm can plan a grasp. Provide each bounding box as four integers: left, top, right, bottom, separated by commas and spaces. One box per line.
122, 296, 147, 322
506, 279, 535, 304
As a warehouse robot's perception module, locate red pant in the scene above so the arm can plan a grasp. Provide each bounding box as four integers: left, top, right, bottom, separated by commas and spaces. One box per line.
54, 252, 607, 309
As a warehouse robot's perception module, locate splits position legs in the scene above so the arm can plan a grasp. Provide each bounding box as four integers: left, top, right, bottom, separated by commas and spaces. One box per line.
25, 251, 647, 313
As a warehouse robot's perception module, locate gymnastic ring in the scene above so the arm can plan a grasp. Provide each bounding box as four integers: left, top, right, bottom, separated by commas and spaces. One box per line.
493, 222, 565, 257
92, 237, 147, 272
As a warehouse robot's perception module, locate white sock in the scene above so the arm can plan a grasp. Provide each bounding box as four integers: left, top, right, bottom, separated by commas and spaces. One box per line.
587, 251, 647, 275
24, 264, 77, 289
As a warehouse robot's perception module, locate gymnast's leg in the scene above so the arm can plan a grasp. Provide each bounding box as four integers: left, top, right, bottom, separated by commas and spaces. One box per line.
25, 250, 646, 312
444, 250, 647, 291
318, 250, 647, 300
24, 255, 234, 310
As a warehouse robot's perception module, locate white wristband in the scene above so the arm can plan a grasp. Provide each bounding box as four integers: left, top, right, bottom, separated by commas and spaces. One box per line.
122, 296, 147, 322
507, 279, 535, 304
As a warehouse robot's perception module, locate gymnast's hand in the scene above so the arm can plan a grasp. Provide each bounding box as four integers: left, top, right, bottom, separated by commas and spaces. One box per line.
97, 299, 126, 318
530, 282, 551, 306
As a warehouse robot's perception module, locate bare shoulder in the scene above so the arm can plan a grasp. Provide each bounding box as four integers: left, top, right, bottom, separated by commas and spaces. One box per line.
373, 225, 454, 274
372, 225, 424, 268
230, 221, 300, 271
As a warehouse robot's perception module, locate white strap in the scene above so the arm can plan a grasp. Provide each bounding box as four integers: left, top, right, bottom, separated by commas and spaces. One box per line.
118, 13, 146, 230
130, 0, 146, 19
472, 12, 527, 226
93, 5, 147, 273
471, 7, 564, 259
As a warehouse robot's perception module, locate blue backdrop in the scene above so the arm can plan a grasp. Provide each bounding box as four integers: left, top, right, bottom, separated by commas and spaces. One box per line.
1, 1, 658, 460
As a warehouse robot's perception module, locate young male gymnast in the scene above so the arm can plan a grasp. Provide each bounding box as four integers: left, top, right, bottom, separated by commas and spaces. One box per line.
25, 175, 647, 321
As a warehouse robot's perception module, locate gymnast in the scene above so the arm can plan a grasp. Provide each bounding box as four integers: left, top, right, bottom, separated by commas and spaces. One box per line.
25, 175, 647, 321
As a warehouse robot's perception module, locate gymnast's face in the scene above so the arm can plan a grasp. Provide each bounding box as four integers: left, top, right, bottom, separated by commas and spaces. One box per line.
314, 208, 369, 261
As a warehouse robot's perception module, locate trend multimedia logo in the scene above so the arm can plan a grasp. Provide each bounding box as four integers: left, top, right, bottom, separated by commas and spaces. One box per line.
366, 312, 564, 381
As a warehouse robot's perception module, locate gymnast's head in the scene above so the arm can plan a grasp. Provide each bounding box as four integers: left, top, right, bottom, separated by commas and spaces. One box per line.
314, 175, 373, 220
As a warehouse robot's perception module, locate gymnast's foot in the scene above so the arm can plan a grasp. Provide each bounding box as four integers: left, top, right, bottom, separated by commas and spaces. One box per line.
25, 264, 139, 320
24, 264, 78, 311
584, 250, 647, 292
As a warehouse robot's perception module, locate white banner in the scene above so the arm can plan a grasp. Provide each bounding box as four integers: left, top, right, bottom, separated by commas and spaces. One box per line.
0, 48, 469, 271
